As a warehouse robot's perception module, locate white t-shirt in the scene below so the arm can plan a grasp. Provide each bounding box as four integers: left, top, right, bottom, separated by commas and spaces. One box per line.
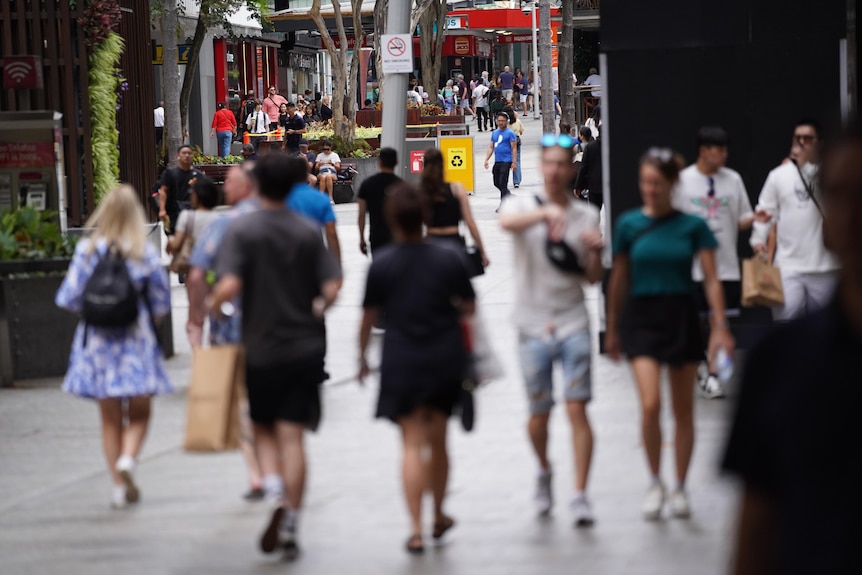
472, 84, 489, 108
245, 110, 268, 134
501, 193, 600, 339
154, 106, 165, 128
585, 74, 602, 97
176, 209, 223, 242
750, 162, 839, 273
407, 89, 423, 106
674, 165, 753, 281
316, 151, 341, 173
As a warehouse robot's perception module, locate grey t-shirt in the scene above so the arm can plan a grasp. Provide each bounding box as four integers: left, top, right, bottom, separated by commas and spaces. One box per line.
500, 194, 599, 339
216, 208, 342, 367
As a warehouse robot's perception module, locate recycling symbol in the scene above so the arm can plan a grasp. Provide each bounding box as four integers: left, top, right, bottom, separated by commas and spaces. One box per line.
451, 155, 463, 167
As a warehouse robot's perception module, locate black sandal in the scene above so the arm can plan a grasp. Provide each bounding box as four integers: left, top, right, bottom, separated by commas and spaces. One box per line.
405, 534, 424, 554
432, 516, 455, 540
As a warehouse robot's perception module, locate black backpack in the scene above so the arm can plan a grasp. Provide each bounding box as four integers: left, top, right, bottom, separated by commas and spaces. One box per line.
82, 247, 140, 328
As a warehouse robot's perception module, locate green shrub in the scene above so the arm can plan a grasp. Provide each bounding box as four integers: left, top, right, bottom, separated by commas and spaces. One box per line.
0, 208, 76, 261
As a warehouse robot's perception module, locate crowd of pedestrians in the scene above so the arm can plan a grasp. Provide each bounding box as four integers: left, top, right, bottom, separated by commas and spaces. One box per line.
57, 79, 858, 571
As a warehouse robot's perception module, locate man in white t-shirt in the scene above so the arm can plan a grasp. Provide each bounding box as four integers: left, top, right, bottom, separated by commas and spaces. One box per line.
407, 85, 423, 107
675, 126, 758, 399
472, 82, 490, 132
154, 101, 165, 148
584, 68, 602, 98
751, 119, 840, 320
500, 136, 604, 528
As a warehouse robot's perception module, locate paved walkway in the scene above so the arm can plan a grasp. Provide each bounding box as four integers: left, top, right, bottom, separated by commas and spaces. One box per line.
0, 123, 740, 575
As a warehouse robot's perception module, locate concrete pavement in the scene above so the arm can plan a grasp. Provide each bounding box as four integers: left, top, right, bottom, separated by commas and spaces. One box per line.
0, 122, 741, 574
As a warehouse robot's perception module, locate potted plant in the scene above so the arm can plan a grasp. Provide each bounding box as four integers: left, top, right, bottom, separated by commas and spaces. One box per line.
0, 208, 77, 387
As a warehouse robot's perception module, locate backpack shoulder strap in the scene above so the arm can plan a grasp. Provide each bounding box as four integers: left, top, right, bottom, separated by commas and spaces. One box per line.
629, 210, 681, 249
793, 162, 824, 217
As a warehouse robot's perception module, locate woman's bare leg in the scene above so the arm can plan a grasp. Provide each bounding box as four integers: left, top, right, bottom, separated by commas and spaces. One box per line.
98, 399, 124, 485
631, 358, 663, 477
668, 363, 698, 487
398, 409, 427, 537
121, 396, 151, 459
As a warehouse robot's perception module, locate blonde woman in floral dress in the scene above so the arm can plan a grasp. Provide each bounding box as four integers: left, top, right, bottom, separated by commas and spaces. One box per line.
56, 185, 172, 509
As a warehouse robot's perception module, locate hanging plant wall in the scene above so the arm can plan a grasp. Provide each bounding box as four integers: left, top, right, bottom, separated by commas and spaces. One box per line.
80, 0, 125, 204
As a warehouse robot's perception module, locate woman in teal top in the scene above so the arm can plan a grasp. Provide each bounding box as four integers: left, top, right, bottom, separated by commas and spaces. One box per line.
606, 148, 734, 522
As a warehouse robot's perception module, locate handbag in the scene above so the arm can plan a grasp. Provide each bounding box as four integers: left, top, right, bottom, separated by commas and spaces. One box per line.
183, 345, 244, 451
742, 255, 785, 307
465, 245, 485, 277
168, 211, 195, 274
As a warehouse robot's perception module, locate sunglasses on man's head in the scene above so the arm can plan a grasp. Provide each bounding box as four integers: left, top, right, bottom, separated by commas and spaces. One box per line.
541, 133, 576, 149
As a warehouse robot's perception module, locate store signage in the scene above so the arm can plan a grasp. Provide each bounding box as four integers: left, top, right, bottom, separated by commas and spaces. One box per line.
381, 34, 413, 74
2, 56, 43, 89
496, 34, 534, 44
0, 142, 55, 168
446, 15, 468, 29
152, 45, 190, 65
289, 53, 315, 69
454, 37, 471, 55
332, 35, 369, 50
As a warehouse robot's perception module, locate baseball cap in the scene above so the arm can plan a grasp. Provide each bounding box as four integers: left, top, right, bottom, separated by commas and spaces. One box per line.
298, 138, 309, 146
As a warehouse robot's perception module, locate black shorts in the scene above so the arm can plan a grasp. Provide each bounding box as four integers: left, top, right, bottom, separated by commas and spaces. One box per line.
245, 358, 325, 430
620, 295, 704, 365
693, 280, 742, 314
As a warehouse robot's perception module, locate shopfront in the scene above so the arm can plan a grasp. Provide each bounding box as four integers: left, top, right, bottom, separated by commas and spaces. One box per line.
214, 37, 279, 116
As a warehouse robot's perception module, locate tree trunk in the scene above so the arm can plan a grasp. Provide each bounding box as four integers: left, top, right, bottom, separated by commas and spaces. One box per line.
311, 0, 349, 143
538, 0, 555, 134
559, 0, 576, 131
163, 0, 182, 167
342, 0, 365, 142
374, 0, 388, 98
179, 10, 207, 138
419, 0, 446, 98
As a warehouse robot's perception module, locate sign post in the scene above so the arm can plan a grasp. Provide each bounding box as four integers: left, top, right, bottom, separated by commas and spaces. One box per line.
380, 0, 412, 179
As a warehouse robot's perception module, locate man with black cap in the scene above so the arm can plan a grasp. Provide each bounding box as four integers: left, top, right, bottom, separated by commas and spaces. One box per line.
283, 102, 307, 154
294, 139, 317, 186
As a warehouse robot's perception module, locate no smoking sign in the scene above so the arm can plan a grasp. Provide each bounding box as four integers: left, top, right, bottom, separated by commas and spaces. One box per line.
381, 34, 414, 74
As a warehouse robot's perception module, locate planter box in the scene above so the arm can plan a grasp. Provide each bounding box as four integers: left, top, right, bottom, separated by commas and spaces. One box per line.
0, 259, 76, 387
351, 157, 380, 193
0, 259, 174, 387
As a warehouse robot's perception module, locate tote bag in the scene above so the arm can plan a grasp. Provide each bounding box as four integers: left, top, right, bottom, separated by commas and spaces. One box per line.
183, 345, 244, 451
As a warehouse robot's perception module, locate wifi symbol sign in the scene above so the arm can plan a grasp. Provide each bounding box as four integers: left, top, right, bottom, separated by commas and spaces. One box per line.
2, 56, 42, 89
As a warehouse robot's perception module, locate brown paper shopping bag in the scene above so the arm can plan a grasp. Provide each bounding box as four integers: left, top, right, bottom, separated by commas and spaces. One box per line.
183, 345, 244, 452
742, 257, 785, 307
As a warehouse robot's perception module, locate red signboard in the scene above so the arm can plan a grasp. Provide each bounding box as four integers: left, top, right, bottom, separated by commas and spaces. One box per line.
496, 34, 535, 44
2, 56, 43, 89
453, 37, 471, 55
332, 35, 370, 50
410, 150, 424, 173
0, 142, 55, 168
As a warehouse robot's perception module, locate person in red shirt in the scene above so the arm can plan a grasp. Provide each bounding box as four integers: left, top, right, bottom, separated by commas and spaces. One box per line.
210, 102, 237, 158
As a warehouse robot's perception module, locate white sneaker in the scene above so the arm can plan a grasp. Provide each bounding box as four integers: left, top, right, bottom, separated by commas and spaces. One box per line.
534, 471, 553, 516
669, 489, 691, 518
116, 455, 139, 503
698, 374, 726, 399
570, 496, 595, 528
110, 486, 128, 509
642, 483, 666, 521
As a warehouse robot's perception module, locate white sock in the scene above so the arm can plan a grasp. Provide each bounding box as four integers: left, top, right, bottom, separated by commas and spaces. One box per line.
651, 475, 663, 488
262, 474, 283, 499
572, 490, 586, 502
537, 465, 552, 478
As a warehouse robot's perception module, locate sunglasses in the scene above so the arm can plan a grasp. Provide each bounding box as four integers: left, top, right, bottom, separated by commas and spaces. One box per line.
793, 134, 816, 145
645, 147, 674, 163
707, 176, 715, 198
541, 133, 576, 149
322, 148, 331, 151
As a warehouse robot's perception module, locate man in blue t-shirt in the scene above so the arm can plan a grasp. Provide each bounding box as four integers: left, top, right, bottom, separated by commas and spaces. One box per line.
499, 65, 515, 102
483, 112, 518, 211
284, 157, 341, 269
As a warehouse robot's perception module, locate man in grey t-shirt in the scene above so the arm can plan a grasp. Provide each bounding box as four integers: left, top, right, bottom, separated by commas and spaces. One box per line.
499, 138, 604, 528
210, 154, 341, 561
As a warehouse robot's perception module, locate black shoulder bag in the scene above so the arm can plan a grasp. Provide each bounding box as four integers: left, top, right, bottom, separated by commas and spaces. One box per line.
792, 161, 824, 217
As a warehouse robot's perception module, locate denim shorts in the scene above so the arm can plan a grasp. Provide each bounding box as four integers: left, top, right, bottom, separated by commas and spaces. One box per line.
518, 329, 592, 414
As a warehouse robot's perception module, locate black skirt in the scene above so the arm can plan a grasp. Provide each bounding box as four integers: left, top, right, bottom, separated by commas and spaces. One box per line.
620, 295, 705, 365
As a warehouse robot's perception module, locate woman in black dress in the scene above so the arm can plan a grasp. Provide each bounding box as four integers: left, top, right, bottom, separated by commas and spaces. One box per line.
359, 182, 476, 555
320, 95, 333, 122
422, 148, 489, 269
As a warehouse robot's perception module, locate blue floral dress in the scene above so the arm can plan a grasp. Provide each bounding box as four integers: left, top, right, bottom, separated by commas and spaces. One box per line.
55, 238, 173, 400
